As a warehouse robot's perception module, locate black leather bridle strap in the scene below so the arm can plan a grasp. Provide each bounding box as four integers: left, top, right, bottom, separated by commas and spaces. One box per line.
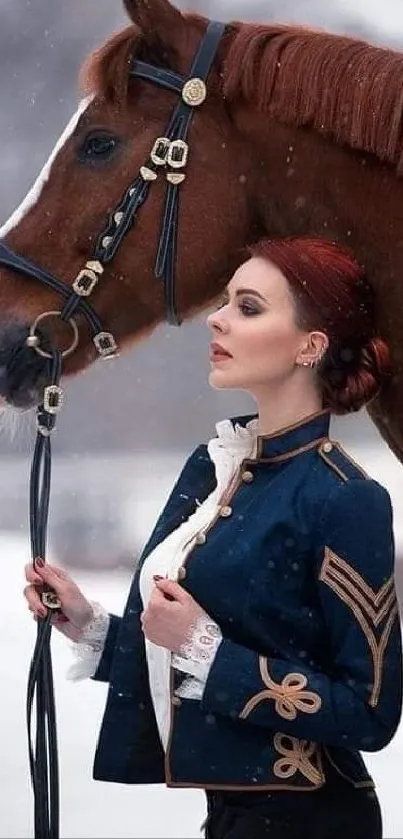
93, 176, 150, 264
130, 20, 226, 323
0, 243, 104, 336
27, 350, 62, 839
130, 61, 184, 93
131, 20, 225, 93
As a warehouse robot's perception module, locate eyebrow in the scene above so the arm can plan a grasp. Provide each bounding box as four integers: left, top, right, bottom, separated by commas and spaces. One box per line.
226, 287, 267, 303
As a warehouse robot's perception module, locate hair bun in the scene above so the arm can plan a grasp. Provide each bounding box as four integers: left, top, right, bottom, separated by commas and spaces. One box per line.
321, 336, 392, 414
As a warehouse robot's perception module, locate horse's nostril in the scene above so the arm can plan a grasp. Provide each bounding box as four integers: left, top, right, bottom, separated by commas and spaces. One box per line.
0, 322, 51, 409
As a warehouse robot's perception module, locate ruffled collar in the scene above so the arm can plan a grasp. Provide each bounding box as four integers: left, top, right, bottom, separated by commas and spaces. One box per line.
213, 417, 259, 460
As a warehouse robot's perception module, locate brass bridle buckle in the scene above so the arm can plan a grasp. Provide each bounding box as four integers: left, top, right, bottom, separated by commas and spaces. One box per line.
41, 590, 62, 611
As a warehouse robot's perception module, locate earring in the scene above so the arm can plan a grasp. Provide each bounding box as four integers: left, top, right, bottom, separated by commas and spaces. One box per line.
297, 355, 322, 368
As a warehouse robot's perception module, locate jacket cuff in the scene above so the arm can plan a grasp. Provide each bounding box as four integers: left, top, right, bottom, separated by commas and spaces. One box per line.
172, 614, 222, 682
91, 614, 121, 683
201, 638, 261, 718
201, 638, 323, 730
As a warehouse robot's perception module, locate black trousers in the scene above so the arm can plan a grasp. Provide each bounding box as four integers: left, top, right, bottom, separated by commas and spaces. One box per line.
204, 761, 382, 839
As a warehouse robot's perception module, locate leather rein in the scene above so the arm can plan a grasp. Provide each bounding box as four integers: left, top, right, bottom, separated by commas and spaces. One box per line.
0, 20, 225, 838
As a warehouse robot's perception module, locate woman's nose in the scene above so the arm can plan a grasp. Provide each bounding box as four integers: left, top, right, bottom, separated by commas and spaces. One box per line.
206, 308, 229, 332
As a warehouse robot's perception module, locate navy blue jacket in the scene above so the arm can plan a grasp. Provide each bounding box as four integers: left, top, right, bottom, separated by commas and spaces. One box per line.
92, 410, 402, 791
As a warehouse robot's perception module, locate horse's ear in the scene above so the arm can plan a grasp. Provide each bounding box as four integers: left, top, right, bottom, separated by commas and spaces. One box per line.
123, 0, 186, 47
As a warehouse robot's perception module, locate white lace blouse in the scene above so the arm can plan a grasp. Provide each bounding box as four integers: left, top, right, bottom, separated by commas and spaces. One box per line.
67, 418, 258, 751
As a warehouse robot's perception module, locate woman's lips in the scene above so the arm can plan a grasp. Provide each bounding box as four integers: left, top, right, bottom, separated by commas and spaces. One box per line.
210, 351, 232, 362
209, 343, 232, 361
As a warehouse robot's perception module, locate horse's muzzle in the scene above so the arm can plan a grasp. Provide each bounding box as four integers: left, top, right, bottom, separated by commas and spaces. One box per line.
0, 321, 51, 408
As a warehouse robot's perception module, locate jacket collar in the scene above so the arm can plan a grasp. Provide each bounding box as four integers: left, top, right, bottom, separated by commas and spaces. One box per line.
230, 408, 331, 463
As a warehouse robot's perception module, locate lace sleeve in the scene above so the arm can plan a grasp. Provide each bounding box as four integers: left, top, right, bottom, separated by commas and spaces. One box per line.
172, 614, 222, 699
66, 601, 110, 682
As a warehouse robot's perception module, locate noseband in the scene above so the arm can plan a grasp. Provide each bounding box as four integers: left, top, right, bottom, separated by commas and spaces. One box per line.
0, 20, 225, 839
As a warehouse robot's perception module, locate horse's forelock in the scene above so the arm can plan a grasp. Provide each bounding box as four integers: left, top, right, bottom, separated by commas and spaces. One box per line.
80, 25, 143, 103
223, 23, 403, 172
80, 23, 183, 104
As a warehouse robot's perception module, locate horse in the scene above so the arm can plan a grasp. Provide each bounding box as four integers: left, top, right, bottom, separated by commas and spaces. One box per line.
1, 0, 403, 463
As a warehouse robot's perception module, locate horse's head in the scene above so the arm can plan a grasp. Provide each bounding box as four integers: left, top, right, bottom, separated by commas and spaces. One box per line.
0, 0, 255, 408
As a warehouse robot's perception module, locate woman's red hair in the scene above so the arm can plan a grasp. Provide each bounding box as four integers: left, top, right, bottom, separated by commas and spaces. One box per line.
248, 237, 392, 414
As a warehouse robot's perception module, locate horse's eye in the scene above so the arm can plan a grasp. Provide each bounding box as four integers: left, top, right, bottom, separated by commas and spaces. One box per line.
77, 131, 121, 163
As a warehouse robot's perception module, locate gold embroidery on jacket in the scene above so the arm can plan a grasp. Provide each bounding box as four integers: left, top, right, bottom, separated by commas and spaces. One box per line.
319, 547, 398, 707
239, 658, 322, 721
273, 733, 323, 785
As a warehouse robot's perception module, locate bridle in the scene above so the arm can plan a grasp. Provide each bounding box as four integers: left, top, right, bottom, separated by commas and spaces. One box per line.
0, 19, 226, 338
0, 19, 225, 839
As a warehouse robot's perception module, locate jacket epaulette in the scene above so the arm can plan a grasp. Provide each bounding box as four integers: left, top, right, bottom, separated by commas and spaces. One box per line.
317, 439, 369, 482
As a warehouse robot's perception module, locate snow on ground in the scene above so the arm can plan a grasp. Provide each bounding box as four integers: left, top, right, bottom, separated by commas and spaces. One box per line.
2, 432, 403, 837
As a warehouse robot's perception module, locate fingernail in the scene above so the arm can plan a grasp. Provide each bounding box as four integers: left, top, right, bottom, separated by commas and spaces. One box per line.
35, 558, 45, 568
38, 608, 47, 618
153, 574, 163, 581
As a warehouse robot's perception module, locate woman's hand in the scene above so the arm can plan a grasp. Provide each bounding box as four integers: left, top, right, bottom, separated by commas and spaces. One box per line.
23, 560, 94, 641
141, 577, 206, 654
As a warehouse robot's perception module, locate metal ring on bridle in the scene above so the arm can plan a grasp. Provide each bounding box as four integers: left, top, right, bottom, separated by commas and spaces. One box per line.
27, 310, 79, 359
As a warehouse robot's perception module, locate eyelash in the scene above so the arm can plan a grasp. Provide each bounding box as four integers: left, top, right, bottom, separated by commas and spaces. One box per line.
216, 297, 260, 316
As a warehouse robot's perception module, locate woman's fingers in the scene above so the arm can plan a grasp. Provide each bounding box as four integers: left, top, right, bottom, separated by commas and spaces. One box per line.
25, 562, 70, 585
23, 561, 93, 634
24, 563, 42, 584
23, 584, 46, 617
24, 563, 70, 618
39, 564, 70, 581
29, 563, 70, 595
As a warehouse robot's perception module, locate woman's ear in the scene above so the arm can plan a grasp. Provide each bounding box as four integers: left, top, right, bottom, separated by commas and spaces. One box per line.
296, 332, 329, 367
310, 331, 329, 359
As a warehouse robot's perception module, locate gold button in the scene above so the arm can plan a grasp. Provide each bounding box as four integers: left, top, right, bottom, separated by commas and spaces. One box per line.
242, 470, 254, 483
171, 696, 182, 707
177, 566, 187, 581
195, 532, 207, 545
220, 505, 232, 517
322, 441, 333, 453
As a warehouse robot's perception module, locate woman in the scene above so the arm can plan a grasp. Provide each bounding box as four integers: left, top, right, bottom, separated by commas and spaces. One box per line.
24, 237, 402, 838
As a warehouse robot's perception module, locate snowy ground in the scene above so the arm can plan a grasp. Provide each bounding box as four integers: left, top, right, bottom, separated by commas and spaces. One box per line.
2, 434, 403, 837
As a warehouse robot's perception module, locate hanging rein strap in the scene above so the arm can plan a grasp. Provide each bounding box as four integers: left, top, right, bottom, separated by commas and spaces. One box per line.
27, 351, 62, 839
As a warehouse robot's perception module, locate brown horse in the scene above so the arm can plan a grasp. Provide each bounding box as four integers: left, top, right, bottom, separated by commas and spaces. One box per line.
1, 0, 403, 461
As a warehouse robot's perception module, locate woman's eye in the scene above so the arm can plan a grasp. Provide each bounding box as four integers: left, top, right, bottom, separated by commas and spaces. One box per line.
77, 132, 121, 163
213, 296, 259, 315
239, 301, 259, 316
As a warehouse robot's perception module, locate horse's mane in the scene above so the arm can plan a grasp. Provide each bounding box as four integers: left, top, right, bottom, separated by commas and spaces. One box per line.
223, 23, 403, 172
82, 19, 403, 172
